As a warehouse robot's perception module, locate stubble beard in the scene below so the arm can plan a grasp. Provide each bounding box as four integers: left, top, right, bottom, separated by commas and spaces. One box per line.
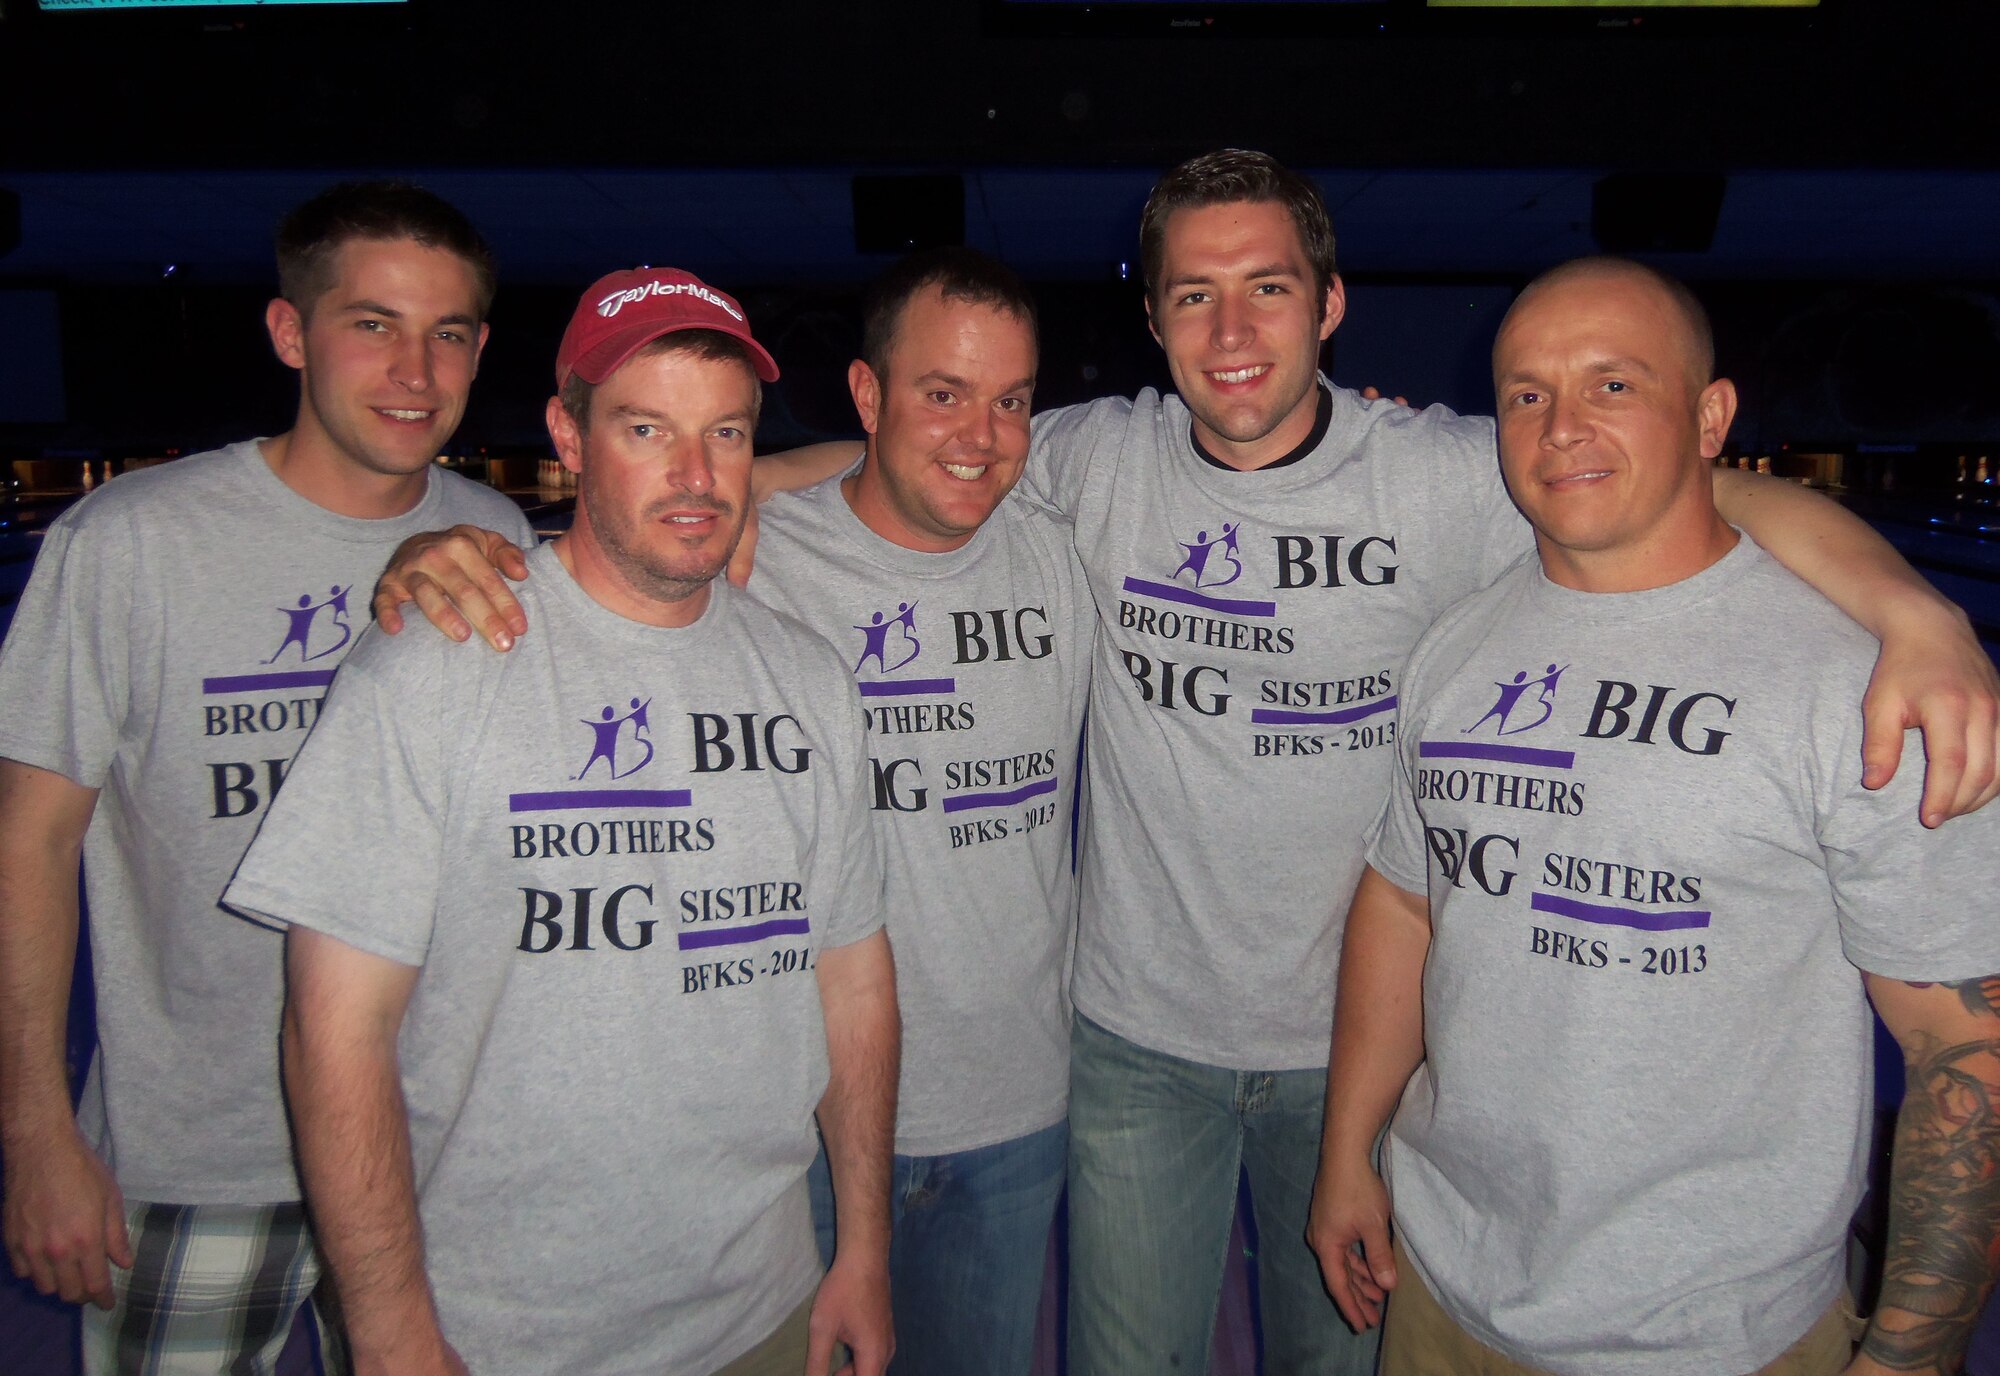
585, 478, 744, 610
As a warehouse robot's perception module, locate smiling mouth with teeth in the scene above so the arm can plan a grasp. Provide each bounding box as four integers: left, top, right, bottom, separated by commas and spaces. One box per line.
378, 408, 433, 421
941, 462, 988, 480
1208, 365, 1270, 385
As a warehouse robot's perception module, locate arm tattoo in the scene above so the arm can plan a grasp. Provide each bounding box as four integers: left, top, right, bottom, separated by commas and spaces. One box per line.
1862, 1030, 2000, 1373
1908, 977, 2000, 1020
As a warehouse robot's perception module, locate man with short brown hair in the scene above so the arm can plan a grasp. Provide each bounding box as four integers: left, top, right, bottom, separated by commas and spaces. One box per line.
0, 180, 530, 1374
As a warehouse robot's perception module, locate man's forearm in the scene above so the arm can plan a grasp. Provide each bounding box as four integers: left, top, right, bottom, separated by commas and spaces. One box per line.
0, 762, 95, 1152
752, 442, 863, 504
815, 933, 899, 1263
283, 997, 443, 1361
1863, 1025, 2000, 1374
1713, 468, 2000, 824
1322, 867, 1432, 1175
1710, 468, 1962, 639
0, 864, 82, 1154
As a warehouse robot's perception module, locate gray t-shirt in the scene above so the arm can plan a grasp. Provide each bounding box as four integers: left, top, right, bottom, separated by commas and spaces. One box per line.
754, 467, 1091, 1155
0, 440, 533, 1203
225, 542, 885, 1376
1370, 536, 2000, 1376
1020, 383, 1530, 1069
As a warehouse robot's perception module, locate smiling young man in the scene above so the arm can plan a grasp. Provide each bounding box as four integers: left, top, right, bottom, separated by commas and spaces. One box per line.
1028, 150, 1530, 1376
1309, 257, 2000, 1376
224, 268, 898, 1376
747, 249, 1089, 1376
0, 182, 533, 1373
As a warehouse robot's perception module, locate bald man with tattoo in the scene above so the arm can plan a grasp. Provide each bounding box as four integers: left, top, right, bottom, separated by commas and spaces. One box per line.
1309, 257, 2000, 1376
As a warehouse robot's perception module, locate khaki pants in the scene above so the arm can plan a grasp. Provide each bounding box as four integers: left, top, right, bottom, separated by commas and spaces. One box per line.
712, 1297, 818, 1376
1382, 1238, 1865, 1376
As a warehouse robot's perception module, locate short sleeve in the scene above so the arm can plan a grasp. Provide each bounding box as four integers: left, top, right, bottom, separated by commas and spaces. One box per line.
0, 510, 135, 786
806, 667, 885, 951
1018, 400, 1114, 522
1817, 721, 2000, 982
504, 506, 539, 550
1367, 653, 1434, 896
222, 627, 447, 966
1450, 412, 1536, 587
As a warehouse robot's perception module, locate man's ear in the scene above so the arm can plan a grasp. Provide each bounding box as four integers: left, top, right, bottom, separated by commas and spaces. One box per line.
849, 358, 884, 437
547, 396, 585, 476
1319, 274, 1347, 343
1144, 293, 1162, 349
266, 297, 307, 372
1697, 378, 1739, 459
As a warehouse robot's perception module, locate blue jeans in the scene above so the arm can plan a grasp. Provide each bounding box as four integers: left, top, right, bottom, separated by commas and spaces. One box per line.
808, 1119, 1066, 1376
1066, 1014, 1379, 1376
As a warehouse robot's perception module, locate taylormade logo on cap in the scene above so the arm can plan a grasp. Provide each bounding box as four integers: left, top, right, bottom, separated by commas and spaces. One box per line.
596, 278, 746, 322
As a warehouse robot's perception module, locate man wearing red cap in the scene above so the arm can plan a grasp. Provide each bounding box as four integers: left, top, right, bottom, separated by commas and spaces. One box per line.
224, 267, 899, 1376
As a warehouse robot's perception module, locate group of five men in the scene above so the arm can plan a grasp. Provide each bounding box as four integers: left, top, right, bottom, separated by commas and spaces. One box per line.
3, 151, 1998, 1376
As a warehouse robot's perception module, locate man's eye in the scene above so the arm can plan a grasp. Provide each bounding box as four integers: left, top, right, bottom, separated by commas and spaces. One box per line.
1511, 391, 1541, 406
928, 391, 955, 406
1178, 291, 1210, 307
1253, 282, 1285, 295
435, 330, 467, 344
357, 319, 387, 333
1603, 380, 1628, 393
997, 397, 1026, 414
714, 427, 745, 442
631, 424, 656, 439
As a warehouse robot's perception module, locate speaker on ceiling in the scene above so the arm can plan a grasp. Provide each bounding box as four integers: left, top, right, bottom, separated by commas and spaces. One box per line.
1591, 173, 1727, 255
852, 175, 965, 255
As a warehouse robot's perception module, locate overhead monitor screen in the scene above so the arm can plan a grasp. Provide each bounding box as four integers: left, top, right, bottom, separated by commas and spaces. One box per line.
1428, 1, 1817, 7
37, 0, 403, 8
988, 0, 1393, 34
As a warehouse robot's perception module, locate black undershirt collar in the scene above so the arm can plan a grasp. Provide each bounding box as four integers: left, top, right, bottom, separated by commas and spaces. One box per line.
1189, 383, 1333, 473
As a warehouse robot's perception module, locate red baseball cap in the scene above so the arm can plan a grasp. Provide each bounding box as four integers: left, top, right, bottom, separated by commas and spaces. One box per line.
554, 267, 780, 390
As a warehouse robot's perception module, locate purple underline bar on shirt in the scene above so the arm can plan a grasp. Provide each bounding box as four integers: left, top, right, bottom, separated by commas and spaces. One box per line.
1419, 740, 1576, 770
201, 669, 338, 695
677, 917, 811, 951
1250, 696, 1398, 726
1120, 576, 1277, 618
857, 678, 957, 697
1530, 891, 1711, 933
507, 789, 692, 812
940, 776, 1059, 814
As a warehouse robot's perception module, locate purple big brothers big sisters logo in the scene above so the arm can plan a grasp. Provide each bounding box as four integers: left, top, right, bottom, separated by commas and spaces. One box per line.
576, 697, 655, 780
1463, 663, 1569, 738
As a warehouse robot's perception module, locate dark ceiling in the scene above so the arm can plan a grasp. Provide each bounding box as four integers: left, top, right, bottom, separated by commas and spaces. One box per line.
2, 0, 1997, 288
6, 0, 1996, 171
7, 165, 1997, 288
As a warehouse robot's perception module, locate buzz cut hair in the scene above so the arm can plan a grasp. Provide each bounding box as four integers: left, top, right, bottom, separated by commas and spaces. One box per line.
860, 246, 1039, 383
1513, 256, 1716, 385
1138, 149, 1338, 317
276, 180, 498, 321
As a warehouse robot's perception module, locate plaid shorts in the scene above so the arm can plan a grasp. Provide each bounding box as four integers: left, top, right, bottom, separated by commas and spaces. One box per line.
80, 1199, 343, 1376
